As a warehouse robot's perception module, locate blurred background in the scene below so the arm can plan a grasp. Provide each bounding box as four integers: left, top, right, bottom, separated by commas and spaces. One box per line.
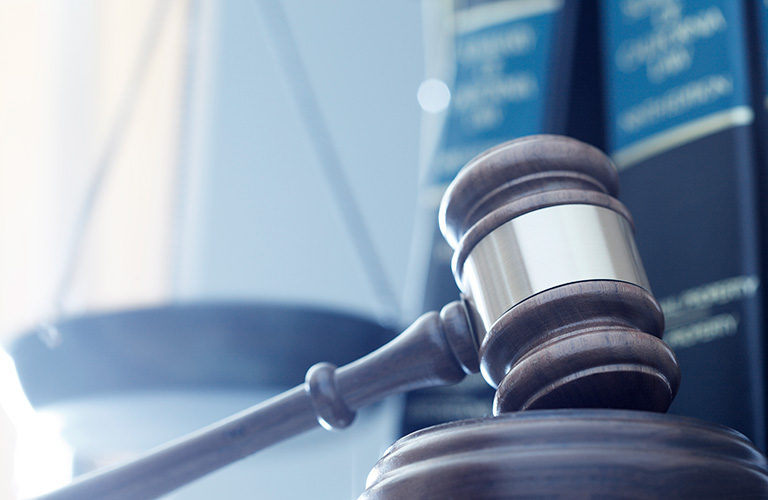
0, 0, 443, 498
4, 1, 762, 498
0, 0, 431, 345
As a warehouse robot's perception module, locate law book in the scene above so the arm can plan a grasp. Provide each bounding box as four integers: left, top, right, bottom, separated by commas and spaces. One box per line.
401, 0, 580, 435
746, 0, 768, 450
599, 0, 766, 449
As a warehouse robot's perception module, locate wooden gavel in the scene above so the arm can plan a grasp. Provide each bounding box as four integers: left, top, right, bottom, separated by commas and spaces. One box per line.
36, 135, 768, 500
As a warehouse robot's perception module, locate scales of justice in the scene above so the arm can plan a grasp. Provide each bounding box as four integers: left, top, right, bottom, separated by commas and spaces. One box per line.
30, 135, 768, 499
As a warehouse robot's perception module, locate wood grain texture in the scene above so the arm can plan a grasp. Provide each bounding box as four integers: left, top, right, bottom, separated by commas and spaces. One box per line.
362, 409, 768, 499
439, 135, 620, 248
487, 281, 679, 413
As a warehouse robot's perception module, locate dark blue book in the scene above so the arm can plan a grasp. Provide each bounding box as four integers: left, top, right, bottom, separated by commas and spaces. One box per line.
600, 0, 766, 449
403, 0, 579, 434
746, 0, 768, 450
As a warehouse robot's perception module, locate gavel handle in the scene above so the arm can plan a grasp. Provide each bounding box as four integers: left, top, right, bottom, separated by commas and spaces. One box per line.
34, 300, 479, 500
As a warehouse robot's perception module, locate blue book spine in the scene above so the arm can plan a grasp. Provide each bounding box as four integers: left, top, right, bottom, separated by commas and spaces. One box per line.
601, 0, 765, 448
420, 0, 572, 314
426, 0, 567, 186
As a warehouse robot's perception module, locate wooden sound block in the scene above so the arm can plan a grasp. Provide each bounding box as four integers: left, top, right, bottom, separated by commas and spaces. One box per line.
361, 409, 768, 499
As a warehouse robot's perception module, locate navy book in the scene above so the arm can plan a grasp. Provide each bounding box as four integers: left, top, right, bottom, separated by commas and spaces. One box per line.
600, 0, 765, 449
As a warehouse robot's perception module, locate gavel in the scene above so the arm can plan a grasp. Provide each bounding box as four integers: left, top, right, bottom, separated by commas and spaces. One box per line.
35, 135, 768, 500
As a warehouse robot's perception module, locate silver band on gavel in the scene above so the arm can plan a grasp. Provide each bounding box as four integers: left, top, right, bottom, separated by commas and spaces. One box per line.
458, 204, 651, 332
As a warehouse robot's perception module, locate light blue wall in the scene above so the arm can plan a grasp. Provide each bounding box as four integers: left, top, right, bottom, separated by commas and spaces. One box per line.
180, 1, 425, 325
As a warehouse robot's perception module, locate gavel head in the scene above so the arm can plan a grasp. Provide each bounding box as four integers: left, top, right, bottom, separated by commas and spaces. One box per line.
439, 134, 681, 414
